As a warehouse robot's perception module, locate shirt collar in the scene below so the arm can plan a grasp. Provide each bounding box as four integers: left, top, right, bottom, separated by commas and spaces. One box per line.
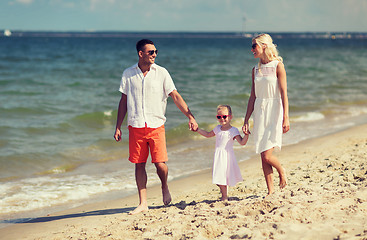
134, 63, 157, 71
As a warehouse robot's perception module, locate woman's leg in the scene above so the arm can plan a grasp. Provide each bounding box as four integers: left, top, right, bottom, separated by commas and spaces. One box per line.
261, 148, 287, 195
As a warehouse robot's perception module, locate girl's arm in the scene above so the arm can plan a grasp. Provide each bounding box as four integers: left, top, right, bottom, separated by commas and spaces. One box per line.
277, 62, 290, 133
196, 128, 215, 138
234, 134, 249, 145
242, 67, 256, 135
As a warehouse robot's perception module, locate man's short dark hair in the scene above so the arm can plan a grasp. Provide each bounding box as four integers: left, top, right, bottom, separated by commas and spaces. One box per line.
136, 39, 154, 53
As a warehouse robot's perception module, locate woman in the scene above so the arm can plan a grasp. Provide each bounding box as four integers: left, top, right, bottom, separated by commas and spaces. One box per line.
242, 33, 290, 196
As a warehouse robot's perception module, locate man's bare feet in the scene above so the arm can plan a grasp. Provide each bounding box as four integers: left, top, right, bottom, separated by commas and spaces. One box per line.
129, 204, 148, 215
162, 187, 172, 205
279, 167, 287, 189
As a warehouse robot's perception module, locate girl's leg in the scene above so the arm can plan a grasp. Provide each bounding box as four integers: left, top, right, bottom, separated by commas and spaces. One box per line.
217, 185, 228, 201
261, 148, 287, 195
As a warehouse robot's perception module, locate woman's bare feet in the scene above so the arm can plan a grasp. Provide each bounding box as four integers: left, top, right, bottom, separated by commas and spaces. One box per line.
279, 167, 287, 189
129, 204, 148, 215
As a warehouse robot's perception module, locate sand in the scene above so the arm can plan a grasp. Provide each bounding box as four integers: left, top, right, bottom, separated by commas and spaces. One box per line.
1, 124, 367, 240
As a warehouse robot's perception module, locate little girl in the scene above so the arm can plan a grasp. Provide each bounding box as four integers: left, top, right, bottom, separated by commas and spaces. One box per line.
195, 105, 248, 201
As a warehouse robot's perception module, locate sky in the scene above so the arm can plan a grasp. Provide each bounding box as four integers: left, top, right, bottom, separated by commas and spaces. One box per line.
1, 0, 367, 32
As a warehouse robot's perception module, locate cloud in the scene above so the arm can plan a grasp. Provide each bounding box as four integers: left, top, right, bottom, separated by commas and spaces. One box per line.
87, 0, 116, 11
15, 0, 33, 5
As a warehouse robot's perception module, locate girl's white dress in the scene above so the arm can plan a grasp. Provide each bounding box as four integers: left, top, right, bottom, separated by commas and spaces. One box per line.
253, 60, 283, 154
212, 125, 243, 186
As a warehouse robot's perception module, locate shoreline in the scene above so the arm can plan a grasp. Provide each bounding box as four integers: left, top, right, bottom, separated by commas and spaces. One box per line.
1, 123, 367, 239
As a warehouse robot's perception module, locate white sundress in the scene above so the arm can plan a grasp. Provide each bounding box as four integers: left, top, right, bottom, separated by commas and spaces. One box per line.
212, 125, 243, 186
253, 60, 283, 154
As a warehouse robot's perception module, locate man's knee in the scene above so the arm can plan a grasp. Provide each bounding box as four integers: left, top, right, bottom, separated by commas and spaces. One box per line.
154, 162, 167, 169
135, 163, 146, 171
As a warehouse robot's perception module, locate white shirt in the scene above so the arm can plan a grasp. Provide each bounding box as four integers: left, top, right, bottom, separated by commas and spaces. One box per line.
119, 63, 176, 128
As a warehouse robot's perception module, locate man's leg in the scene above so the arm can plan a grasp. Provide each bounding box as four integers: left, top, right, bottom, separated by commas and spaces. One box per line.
155, 162, 171, 205
130, 162, 149, 215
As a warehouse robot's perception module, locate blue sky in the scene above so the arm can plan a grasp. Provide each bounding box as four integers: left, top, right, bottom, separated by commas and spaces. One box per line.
1, 0, 367, 32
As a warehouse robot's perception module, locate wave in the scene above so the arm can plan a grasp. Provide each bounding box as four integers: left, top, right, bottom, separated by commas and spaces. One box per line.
0, 172, 136, 215
69, 110, 116, 129
292, 112, 325, 122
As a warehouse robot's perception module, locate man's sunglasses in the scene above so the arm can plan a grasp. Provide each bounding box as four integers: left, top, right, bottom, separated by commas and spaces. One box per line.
216, 115, 229, 120
147, 50, 158, 55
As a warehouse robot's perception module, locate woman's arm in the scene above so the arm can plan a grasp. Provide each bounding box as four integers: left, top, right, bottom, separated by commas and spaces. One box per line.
277, 62, 290, 133
242, 67, 256, 135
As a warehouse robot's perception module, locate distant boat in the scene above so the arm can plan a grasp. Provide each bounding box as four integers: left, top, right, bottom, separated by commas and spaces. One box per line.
4, 29, 12, 37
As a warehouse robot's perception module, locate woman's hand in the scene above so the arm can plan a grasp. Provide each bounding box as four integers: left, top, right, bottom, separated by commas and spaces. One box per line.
242, 122, 251, 135
282, 117, 290, 133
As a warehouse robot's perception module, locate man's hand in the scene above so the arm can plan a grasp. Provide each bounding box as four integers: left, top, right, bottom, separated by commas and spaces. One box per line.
189, 118, 198, 132
114, 128, 122, 142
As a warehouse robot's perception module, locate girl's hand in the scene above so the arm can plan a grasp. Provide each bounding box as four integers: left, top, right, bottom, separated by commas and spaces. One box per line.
242, 123, 251, 135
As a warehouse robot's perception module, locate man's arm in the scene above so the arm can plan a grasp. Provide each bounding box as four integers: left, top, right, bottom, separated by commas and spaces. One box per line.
169, 90, 198, 131
114, 93, 127, 142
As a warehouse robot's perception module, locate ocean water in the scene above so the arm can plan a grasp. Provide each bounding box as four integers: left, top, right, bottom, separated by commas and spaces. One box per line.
1, 32, 367, 225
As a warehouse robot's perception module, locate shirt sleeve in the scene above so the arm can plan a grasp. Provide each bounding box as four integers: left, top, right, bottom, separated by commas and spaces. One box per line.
162, 68, 176, 98
119, 70, 128, 95
213, 125, 221, 135
230, 127, 241, 139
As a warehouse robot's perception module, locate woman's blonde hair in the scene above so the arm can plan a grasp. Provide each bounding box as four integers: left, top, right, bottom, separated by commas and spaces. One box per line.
253, 33, 283, 70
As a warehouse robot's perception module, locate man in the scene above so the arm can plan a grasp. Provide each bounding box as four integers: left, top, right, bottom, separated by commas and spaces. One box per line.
114, 39, 198, 215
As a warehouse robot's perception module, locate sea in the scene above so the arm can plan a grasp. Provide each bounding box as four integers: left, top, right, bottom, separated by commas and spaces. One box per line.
1, 31, 367, 226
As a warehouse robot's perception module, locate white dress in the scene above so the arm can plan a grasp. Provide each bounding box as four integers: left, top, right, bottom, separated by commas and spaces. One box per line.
253, 60, 283, 154
212, 125, 243, 186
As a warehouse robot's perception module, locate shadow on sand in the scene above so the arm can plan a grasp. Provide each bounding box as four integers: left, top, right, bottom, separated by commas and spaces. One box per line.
2, 195, 261, 225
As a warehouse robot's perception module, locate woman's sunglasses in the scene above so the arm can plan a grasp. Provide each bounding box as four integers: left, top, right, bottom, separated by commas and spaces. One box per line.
251, 43, 257, 49
216, 115, 229, 120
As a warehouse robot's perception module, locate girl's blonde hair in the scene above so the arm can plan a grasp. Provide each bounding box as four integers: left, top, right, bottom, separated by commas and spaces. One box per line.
253, 33, 283, 71
217, 104, 232, 115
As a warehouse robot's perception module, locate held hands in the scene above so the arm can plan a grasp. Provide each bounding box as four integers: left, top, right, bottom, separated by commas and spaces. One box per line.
189, 118, 198, 132
242, 122, 251, 135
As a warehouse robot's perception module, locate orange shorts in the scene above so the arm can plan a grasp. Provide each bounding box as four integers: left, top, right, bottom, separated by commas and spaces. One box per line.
128, 124, 168, 164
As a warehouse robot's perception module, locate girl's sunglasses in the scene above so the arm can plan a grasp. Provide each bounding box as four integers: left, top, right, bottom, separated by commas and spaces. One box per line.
216, 115, 229, 120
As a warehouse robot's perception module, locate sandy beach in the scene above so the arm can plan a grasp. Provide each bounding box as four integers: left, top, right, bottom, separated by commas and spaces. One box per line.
1, 124, 367, 240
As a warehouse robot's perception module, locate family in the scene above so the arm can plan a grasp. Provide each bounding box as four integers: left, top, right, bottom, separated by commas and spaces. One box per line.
114, 34, 290, 215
